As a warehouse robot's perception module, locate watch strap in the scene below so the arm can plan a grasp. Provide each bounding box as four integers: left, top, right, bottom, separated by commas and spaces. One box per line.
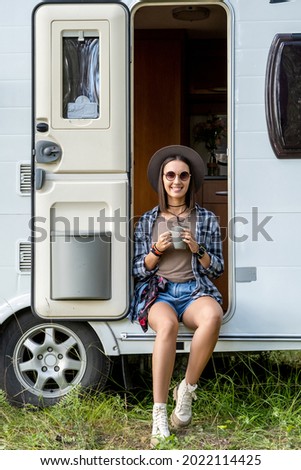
196, 244, 206, 259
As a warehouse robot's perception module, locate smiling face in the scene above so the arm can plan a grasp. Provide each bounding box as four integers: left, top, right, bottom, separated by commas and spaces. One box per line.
162, 159, 191, 205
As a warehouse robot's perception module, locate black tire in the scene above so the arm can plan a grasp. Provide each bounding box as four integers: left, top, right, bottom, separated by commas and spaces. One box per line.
2, 309, 112, 407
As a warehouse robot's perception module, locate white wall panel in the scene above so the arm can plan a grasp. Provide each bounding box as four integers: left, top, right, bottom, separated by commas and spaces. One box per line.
235, 47, 268, 78
0, 27, 31, 53
0, 215, 31, 267
0, 53, 31, 80
0, 0, 38, 26
0, 108, 31, 135
0, 136, 31, 162
235, 77, 264, 104
223, 267, 301, 336
0, 81, 31, 107
236, 20, 301, 49
235, 159, 301, 212
234, 212, 301, 267
231, 0, 300, 22
235, 131, 272, 160
0, 268, 30, 299
0, 0, 38, 315
235, 104, 266, 132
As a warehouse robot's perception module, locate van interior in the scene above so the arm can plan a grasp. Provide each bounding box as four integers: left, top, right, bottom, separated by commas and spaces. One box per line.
132, 4, 229, 310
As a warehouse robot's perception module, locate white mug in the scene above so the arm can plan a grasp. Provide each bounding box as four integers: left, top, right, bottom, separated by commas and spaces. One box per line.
170, 226, 186, 250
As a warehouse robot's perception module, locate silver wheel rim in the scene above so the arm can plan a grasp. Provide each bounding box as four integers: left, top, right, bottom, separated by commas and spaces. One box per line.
13, 323, 87, 399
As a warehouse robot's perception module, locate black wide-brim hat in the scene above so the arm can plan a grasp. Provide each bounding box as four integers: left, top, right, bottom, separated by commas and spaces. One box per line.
147, 145, 205, 192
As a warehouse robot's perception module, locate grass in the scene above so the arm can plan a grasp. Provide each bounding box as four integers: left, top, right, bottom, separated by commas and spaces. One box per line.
0, 351, 301, 450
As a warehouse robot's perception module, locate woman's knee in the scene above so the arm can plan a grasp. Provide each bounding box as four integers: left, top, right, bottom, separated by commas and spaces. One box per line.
148, 303, 179, 336
202, 301, 223, 327
184, 297, 223, 331
209, 306, 223, 331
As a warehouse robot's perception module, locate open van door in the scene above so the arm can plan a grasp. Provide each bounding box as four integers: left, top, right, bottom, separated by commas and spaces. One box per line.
31, 2, 130, 319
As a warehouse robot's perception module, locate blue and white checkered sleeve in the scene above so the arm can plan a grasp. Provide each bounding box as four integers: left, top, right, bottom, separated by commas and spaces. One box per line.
132, 212, 158, 281
196, 208, 224, 279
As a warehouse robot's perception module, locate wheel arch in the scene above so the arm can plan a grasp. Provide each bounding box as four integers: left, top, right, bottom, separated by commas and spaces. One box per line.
0, 295, 120, 357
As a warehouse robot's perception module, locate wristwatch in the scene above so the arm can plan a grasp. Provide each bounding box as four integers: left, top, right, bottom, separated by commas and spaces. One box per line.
196, 244, 206, 259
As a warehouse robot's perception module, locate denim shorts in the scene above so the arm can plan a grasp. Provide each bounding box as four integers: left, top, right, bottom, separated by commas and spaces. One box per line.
153, 279, 197, 320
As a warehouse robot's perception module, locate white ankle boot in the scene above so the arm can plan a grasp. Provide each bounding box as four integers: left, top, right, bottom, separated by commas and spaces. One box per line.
171, 379, 197, 428
151, 404, 170, 447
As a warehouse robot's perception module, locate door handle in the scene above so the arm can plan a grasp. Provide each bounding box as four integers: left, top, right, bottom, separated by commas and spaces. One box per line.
35, 140, 62, 163
215, 191, 228, 196
35, 168, 46, 190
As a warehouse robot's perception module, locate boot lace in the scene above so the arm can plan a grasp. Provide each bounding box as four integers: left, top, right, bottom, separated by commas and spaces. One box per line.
153, 406, 170, 437
177, 385, 197, 415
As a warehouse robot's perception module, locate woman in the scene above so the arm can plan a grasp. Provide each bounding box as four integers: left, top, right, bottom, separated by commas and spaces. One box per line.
130, 145, 224, 446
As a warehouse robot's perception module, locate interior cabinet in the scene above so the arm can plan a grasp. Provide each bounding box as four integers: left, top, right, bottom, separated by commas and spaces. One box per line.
197, 179, 228, 311
188, 38, 227, 115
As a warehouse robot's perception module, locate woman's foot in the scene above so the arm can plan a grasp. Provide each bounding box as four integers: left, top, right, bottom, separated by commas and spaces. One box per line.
151, 403, 170, 447
171, 379, 197, 428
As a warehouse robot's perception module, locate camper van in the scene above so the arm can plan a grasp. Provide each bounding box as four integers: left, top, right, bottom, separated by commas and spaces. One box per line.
1, 0, 301, 407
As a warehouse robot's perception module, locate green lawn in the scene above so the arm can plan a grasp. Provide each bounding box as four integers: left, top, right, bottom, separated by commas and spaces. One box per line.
1, 351, 301, 450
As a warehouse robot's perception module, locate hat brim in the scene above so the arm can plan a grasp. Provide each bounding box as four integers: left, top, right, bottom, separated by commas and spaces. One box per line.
147, 145, 205, 192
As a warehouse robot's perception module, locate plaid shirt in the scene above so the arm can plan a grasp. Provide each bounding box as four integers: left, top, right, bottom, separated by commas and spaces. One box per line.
132, 203, 224, 305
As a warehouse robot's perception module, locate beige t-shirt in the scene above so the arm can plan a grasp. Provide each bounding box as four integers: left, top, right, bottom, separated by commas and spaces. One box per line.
152, 210, 196, 282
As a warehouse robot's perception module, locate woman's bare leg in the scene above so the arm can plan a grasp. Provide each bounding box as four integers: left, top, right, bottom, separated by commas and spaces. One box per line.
182, 296, 223, 385
170, 297, 223, 428
148, 302, 179, 403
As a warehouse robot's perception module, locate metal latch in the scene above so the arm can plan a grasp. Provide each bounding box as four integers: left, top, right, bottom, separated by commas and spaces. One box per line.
35, 140, 62, 163
35, 168, 46, 190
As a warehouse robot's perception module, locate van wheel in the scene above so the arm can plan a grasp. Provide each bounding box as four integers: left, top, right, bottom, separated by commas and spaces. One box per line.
2, 310, 111, 407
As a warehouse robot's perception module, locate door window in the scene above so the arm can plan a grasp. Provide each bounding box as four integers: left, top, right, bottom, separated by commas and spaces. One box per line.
51, 20, 110, 129
63, 32, 99, 119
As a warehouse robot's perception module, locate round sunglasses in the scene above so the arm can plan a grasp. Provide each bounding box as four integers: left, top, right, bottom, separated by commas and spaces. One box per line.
163, 171, 191, 182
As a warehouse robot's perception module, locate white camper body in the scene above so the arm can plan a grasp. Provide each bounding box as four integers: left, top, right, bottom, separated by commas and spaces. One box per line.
1, 0, 301, 406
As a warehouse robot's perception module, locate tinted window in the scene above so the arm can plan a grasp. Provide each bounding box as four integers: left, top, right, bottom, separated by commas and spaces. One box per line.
266, 34, 301, 158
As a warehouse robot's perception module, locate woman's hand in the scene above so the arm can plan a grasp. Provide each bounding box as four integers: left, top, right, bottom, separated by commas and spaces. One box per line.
144, 230, 172, 271
155, 230, 173, 253
181, 229, 211, 269
181, 229, 199, 253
